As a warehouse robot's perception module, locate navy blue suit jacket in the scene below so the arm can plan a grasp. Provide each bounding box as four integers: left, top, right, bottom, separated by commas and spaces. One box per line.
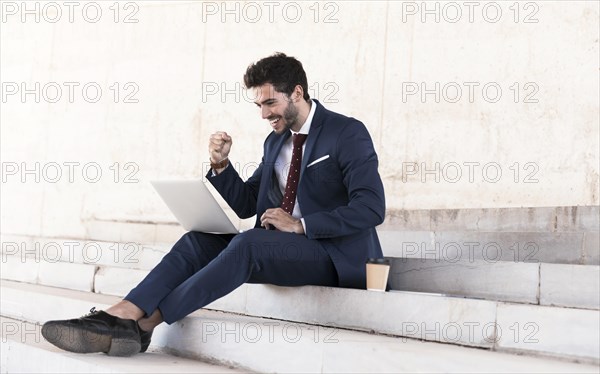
208, 100, 386, 289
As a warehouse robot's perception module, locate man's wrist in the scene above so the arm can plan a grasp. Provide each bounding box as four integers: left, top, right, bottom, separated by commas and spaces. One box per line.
210, 157, 229, 175
296, 218, 305, 235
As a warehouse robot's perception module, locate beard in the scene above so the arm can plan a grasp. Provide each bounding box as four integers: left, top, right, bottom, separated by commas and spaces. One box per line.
274, 100, 299, 134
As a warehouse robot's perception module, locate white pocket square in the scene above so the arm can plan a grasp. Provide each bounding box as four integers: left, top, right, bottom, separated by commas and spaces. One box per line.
307, 155, 330, 168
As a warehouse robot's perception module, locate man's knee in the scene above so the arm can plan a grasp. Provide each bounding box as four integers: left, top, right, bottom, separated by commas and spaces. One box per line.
172, 231, 225, 257
179, 231, 211, 243
171, 231, 202, 253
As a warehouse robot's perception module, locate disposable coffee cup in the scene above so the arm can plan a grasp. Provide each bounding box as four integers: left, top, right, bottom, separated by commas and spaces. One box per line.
366, 258, 390, 292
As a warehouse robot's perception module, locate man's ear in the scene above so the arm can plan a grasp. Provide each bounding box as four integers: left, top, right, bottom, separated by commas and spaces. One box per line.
293, 85, 304, 101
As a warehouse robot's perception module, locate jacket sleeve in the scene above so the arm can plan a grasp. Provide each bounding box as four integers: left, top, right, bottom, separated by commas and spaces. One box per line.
302, 121, 386, 239
206, 159, 263, 219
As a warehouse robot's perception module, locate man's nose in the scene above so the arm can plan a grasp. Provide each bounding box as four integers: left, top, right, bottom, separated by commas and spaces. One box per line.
261, 106, 271, 119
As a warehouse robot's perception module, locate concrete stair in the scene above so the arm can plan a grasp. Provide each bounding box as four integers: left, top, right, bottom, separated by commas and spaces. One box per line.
378, 230, 599, 265
3, 255, 599, 359
379, 206, 599, 233
1, 205, 599, 371
2, 230, 598, 309
1, 316, 243, 374
387, 258, 600, 308
2, 281, 599, 373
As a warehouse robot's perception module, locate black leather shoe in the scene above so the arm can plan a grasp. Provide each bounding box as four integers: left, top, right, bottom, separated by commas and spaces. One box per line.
41, 307, 141, 357
138, 323, 153, 353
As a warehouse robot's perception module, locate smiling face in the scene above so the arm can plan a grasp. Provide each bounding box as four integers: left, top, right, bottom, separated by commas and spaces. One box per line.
253, 83, 301, 134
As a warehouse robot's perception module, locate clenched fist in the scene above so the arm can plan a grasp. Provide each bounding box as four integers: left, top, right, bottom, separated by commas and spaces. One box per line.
209, 131, 232, 164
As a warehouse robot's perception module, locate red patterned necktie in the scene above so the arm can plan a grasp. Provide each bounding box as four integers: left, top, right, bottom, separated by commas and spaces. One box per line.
281, 133, 308, 215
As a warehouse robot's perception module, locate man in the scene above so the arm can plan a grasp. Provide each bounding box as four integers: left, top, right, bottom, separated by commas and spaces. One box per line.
42, 53, 386, 356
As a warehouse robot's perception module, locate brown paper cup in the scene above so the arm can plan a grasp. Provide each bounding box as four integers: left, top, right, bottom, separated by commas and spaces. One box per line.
366, 258, 390, 292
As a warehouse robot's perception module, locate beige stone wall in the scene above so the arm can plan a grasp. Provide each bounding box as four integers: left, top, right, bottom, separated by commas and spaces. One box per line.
1, 1, 598, 238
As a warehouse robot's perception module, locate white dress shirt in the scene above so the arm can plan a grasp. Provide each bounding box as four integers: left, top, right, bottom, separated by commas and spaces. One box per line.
274, 100, 316, 222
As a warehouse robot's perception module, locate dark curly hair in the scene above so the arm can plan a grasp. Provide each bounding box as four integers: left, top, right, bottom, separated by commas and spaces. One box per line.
243, 52, 310, 101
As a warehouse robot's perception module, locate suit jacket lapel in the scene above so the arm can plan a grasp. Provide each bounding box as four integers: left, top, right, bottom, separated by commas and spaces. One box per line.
267, 130, 291, 167
300, 100, 325, 181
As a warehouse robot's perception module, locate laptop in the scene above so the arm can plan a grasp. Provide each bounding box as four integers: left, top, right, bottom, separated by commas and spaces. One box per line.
151, 180, 240, 234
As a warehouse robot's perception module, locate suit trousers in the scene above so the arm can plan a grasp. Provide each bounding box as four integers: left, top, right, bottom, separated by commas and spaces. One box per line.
124, 228, 339, 324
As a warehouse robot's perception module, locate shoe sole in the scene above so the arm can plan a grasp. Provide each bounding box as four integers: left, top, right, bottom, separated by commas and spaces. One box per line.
41, 323, 141, 357
140, 330, 152, 353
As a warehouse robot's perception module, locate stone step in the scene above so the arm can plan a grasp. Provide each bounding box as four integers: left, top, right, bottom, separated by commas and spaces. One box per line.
4, 206, 594, 247
0, 234, 170, 271
205, 286, 600, 363
0, 317, 244, 374
85, 205, 600, 236
388, 258, 600, 309
380, 206, 600, 232
3, 245, 598, 309
2, 280, 599, 364
378, 230, 599, 265
89, 259, 600, 310
3, 228, 598, 269
1, 281, 598, 373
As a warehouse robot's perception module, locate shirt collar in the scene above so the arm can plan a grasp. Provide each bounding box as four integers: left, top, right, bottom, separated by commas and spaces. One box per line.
290, 99, 316, 136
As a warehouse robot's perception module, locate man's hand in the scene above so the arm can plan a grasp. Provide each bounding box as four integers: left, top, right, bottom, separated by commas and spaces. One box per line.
261, 208, 304, 234
209, 131, 232, 173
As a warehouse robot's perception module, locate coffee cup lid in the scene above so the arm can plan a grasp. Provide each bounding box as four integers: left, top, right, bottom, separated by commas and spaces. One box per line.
367, 258, 390, 265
